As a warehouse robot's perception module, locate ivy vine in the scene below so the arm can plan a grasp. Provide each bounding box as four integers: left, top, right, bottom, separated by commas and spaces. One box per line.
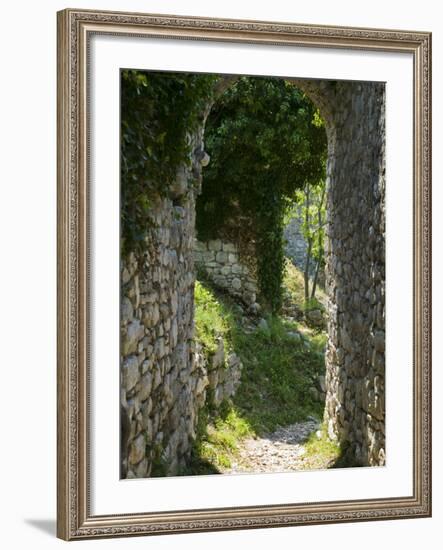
196, 76, 327, 312
120, 69, 216, 255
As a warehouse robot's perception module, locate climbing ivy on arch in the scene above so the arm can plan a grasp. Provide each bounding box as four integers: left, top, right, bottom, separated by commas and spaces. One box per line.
196, 76, 327, 312
120, 69, 217, 255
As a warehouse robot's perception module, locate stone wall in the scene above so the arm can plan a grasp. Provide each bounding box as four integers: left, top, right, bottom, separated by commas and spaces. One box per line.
296, 79, 386, 466
120, 78, 246, 479
199, 338, 242, 409
194, 239, 261, 314
284, 211, 309, 273
120, 202, 243, 477
121, 222, 202, 477
284, 208, 324, 285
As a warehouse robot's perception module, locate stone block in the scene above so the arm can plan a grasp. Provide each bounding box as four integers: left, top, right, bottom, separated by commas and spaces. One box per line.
129, 434, 146, 465
232, 277, 242, 290
215, 251, 228, 263
194, 240, 207, 252
373, 330, 385, 352
122, 356, 140, 392
143, 303, 160, 328
137, 372, 153, 402
122, 320, 144, 355
208, 239, 222, 251
222, 242, 236, 252
220, 265, 231, 276
121, 297, 133, 324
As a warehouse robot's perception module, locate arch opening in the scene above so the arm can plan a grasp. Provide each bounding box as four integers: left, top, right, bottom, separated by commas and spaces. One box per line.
119, 70, 385, 478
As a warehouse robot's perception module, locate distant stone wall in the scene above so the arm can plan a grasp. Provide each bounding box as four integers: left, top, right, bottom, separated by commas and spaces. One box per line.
194, 239, 261, 314
284, 212, 309, 272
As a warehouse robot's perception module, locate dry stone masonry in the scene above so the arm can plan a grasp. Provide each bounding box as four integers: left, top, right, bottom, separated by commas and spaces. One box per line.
120, 194, 202, 478
120, 104, 243, 477
295, 79, 386, 466
121, 77, 386, 476
194, 239, 261, 314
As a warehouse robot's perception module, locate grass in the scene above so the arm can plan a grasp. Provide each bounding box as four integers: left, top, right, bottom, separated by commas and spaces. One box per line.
301, 423, 341, 470
231, 314, 325, 433
283, 258, 327, 313
188, 263, 333, 474
194, 280, 233, 356
197, 406, 253, 470
282, 257, 305, 309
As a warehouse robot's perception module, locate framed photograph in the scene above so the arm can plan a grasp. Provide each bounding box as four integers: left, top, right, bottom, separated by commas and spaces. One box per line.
57, 8, 431, 540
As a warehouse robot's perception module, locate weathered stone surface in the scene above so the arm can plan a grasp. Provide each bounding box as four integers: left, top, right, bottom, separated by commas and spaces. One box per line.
194, 239, 261, 312
210, 339, 225, 370
311, 79, 386, 467
306, 309, 324, 326
208, 239, 222, 251
215, 251, 228, 263
122, 320, 144, 355
129, 434, 146, 465
373, 330, 385, 352
137, 372, 153, 402
121, 297, 133, 324
222, 242, 236, 252
122, 356, 139, 392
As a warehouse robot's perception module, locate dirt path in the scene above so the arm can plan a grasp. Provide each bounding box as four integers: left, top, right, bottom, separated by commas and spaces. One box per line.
222, 419, 333, 474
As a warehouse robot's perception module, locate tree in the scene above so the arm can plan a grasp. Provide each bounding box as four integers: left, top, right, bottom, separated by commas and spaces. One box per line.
291, 179, 327, 302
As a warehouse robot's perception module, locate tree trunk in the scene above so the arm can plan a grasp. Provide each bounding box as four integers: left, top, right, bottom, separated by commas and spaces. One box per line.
310, 183, 326, 300
304, 239, 312, 301
304, 184, 311, 301
311, 257, 320, 300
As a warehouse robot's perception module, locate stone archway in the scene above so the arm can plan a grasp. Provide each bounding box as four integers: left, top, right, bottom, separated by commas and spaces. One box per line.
120, 76, 385, 477
293, 79, 386, 466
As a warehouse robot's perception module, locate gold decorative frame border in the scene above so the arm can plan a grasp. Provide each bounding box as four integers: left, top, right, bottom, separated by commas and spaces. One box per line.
57, 8, 432, 540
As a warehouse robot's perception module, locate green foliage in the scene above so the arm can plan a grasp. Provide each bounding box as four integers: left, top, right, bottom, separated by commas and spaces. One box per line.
150, 444, 168, 477
231, 313, 325, 432
302, 423, 341, 469
187, 278, 328, 473
282, 257, 305, 300
121, 70, 216, 254
289, 181, 327, 264
197, 407, 254, 470
288, 178, 327, 300
303, 297, 325, 314
194, 280, 233, 356
197, 76, 327, 312
159, 265, 329, 476
283, 258, 327, 312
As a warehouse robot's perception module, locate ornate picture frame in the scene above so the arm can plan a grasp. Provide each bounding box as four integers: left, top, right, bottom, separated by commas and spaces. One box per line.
57, 8, 431, 540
